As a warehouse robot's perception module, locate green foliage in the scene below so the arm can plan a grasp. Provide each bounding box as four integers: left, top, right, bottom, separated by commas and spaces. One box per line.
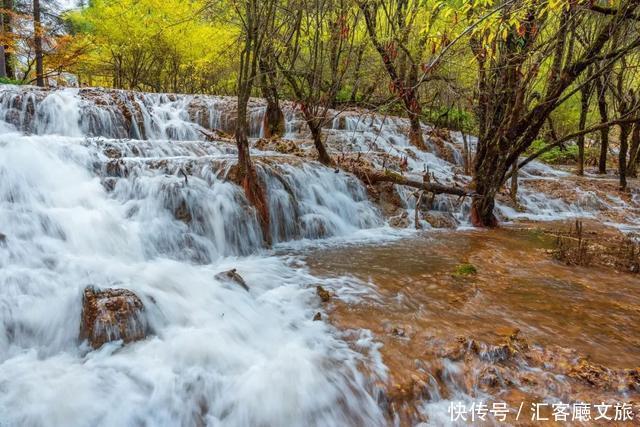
424, 107, 475, 133
0, 77, 22, 85
335, 87, 357, 104
454, 263, 477, 276
525, 139, 579, 164
65, 0, 238, 93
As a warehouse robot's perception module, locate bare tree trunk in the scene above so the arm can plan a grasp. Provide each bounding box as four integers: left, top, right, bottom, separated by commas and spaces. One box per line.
577, 85, 591, 175
627, 122, 640, 177
259, 54, 285, 139
3, 0, 13, 79
462, 132, 470, 175
619, 122, 631, 190
0, 47, 6, 79
33, 0, 44, 87
359, 2, 426, 150
235, 0, 272, 245
596, 78, 609, 174
0, 5, 5, 79
349, 44, 365, 103
510, 163, 518, 202
302, 108, 332, 166
470, 142, 505, 227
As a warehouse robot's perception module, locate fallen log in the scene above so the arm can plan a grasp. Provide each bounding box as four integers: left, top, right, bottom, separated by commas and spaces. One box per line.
341, 163, 473, 197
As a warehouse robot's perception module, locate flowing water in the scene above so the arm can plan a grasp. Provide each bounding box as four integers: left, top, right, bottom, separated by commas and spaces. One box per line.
0, 86, 389, 426
304, 229, 640, 424
0, 85, 638, 426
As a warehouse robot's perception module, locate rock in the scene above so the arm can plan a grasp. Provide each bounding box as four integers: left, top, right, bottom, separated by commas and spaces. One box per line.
174, 199, 192, 224
275, 139, 302, 155
423, 211, 458, 229
625, 369, 640, 391
316, 285, 331, 302
103, 146, 122, 159
568, 358, 611, 389
215, 269, 249, 291
313, 312, 322, 321
101, 178, 117, 192
375, 183, 404, 217
0, 232, 6, 246
389, 211, 410, 228
105, 159, 127, 177
79, 286, 147, 349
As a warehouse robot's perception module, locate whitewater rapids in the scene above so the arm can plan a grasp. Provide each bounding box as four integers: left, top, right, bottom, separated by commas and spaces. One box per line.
0, 85, 635, 426
0, 87, 390, 427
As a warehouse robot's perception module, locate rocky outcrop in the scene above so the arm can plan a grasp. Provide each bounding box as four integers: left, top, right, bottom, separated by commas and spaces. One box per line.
422, 211, 458, 229
215, 269, 249, 291
79, 286, 147, 349
389, 211, 410, 228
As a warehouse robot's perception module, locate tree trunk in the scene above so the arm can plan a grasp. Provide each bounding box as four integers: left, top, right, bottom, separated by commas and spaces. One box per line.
596, 79, 609, 174
236, 124, 270, 245
259, 55, 284, 138
359, 3, 426, 150
576, 85, 590, 175
234, 0, 272, 246
3, 0, 13, 79
0, 5, 5, 79
262, 100, 285, 139
340, 161, 470, 197
408, 106, 425, 150
307, 117, 332, 166
0, 46, 6, 79
627, 122, 640, 177
349, 44, 365, 103
33, 0, 44, 87
462, 132, 470, 175
619, 123, 631, 190
509, 163, 518, 202
471, 139, 506, 227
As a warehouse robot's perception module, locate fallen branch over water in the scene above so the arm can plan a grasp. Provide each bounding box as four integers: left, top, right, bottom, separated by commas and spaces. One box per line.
340, 162, 473, 197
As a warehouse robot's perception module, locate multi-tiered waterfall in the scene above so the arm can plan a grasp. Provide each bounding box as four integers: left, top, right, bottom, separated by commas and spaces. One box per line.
1, 85, 639, 427
0, 86, 392, 426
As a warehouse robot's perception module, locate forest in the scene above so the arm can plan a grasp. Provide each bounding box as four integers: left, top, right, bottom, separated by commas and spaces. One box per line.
1, 0, 640, 426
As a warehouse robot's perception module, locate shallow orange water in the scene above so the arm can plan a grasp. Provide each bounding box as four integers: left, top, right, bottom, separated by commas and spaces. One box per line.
307, 228, 640, 368
301, 227, 640, 424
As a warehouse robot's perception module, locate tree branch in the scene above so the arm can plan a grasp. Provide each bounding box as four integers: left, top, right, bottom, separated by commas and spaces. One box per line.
341, 162, 473, 197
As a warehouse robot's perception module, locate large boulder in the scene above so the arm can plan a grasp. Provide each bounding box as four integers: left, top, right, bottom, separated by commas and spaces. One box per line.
79, 286, 148, 349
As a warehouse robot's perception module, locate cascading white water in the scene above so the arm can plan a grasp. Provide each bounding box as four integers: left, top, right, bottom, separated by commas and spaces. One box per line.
0, 86, 391, 427
0, 86, 269, 140
2, 83, 636, 426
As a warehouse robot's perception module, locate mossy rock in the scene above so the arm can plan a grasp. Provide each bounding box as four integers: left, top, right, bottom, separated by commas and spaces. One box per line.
454, 263, 477, 276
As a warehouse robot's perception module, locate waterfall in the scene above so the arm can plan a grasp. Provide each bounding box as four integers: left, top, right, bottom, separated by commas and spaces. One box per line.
0, 85, 388, 426
1, 84, 634, 426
